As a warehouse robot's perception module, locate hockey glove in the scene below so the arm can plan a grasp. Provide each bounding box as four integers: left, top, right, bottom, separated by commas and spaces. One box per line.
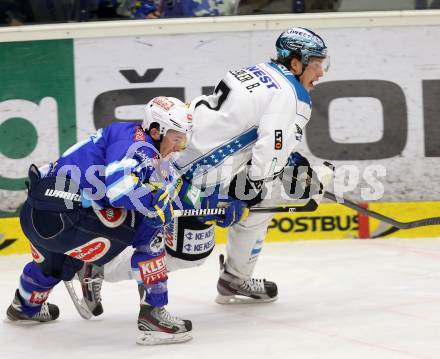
202, 195, 249, 228
143, 187, 174, 228
283, 152, 323, 199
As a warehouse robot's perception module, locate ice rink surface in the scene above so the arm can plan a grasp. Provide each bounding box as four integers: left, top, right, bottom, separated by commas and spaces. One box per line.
1, 238, 440, 359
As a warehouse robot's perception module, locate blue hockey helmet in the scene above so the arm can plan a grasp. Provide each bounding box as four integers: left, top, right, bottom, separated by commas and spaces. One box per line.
276, 27, 327, 65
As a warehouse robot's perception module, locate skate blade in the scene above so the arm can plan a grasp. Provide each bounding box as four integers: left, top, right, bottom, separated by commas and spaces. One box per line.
64, 280, 93, 320
5, 317, 57, 325
215, 294, 278, 305
136, 330, 193, 345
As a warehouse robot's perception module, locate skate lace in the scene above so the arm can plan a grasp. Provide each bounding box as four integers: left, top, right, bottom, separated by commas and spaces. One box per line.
157, 307, 184, 325
240, 278, 266, 294
32, 303, 51, 320
83, 277, 103, 302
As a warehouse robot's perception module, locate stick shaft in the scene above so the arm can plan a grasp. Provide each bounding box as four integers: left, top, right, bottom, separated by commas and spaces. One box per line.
173, 199, 318, 217
324, 192, 440, 229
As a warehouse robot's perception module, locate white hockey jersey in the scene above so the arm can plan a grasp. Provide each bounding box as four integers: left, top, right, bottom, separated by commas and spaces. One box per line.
176, 62, 312, 189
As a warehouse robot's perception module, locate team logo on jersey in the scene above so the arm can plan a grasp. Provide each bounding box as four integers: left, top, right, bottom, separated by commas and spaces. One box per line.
65, 238, 111, 262
147, 232, 164, 255
274, 130, 283, 150
134, 127, 146, 141
30, 289, 52, 305
94, 207, 127, 228
30, 243, 45, 263
137, 252, 167, 285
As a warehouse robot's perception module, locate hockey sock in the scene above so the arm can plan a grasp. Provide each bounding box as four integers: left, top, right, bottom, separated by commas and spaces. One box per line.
18, 262, 60, 316
131, 249, 168, 307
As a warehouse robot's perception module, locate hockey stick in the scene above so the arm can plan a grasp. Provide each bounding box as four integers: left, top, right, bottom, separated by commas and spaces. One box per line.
66, 198, 319, 320
324, 192, 440, 230
173, 198, 319, 217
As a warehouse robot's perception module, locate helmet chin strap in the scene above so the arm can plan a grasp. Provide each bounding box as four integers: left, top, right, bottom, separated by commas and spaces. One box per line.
154, 135, 164, 156
294, 62, 307, 81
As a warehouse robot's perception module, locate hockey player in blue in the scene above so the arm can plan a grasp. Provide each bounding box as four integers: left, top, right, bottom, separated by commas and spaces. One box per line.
6, 96, 194, 345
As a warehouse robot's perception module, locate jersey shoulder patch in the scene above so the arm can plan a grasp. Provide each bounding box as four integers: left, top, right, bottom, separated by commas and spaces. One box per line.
133, 126, 146, 141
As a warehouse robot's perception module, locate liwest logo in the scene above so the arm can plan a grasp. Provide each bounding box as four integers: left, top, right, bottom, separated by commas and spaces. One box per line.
246, 65, 279, 89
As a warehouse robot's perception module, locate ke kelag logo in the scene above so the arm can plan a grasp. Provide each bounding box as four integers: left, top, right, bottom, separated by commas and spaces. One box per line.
65, 237, 111, 262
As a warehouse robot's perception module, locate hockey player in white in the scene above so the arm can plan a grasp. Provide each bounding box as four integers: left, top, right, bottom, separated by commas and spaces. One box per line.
174, 27, 330, 304
74, 27, 332, 312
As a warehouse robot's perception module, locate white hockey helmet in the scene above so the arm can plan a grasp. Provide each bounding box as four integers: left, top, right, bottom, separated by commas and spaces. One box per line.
142, 96, 191, 136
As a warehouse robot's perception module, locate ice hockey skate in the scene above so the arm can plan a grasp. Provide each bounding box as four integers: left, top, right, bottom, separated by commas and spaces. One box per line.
78, 263, 104, 316
215, 254, 278, 304
6, 289, 59, 323
137, 303, 193, 345
64, 263, 104, 319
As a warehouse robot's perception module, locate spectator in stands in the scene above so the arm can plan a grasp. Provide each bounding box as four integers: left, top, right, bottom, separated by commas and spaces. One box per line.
117, 0, 160, 19
21, 0, 125, 24
0, 0, 29, 26
160, 0, 238, 17
28, 0, 76, 23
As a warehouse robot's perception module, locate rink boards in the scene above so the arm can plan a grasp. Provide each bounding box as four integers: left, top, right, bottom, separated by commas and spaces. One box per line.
2, 201, 440, 255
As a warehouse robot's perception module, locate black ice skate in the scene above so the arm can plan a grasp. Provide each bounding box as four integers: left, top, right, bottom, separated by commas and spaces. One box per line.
64, 263, 104, 319
137, 304, 193, 345
215, 254, 278, 304
6, 289, 59, 323
78, 263, 104, 316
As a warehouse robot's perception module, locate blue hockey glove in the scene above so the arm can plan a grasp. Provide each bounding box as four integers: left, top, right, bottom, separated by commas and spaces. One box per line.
203, 195, 249, 228
286, 151, 311, 168
144, 187, 174, 228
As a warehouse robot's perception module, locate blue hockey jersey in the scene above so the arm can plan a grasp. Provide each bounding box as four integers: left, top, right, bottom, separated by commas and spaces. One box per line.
47, 122, 172, 212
